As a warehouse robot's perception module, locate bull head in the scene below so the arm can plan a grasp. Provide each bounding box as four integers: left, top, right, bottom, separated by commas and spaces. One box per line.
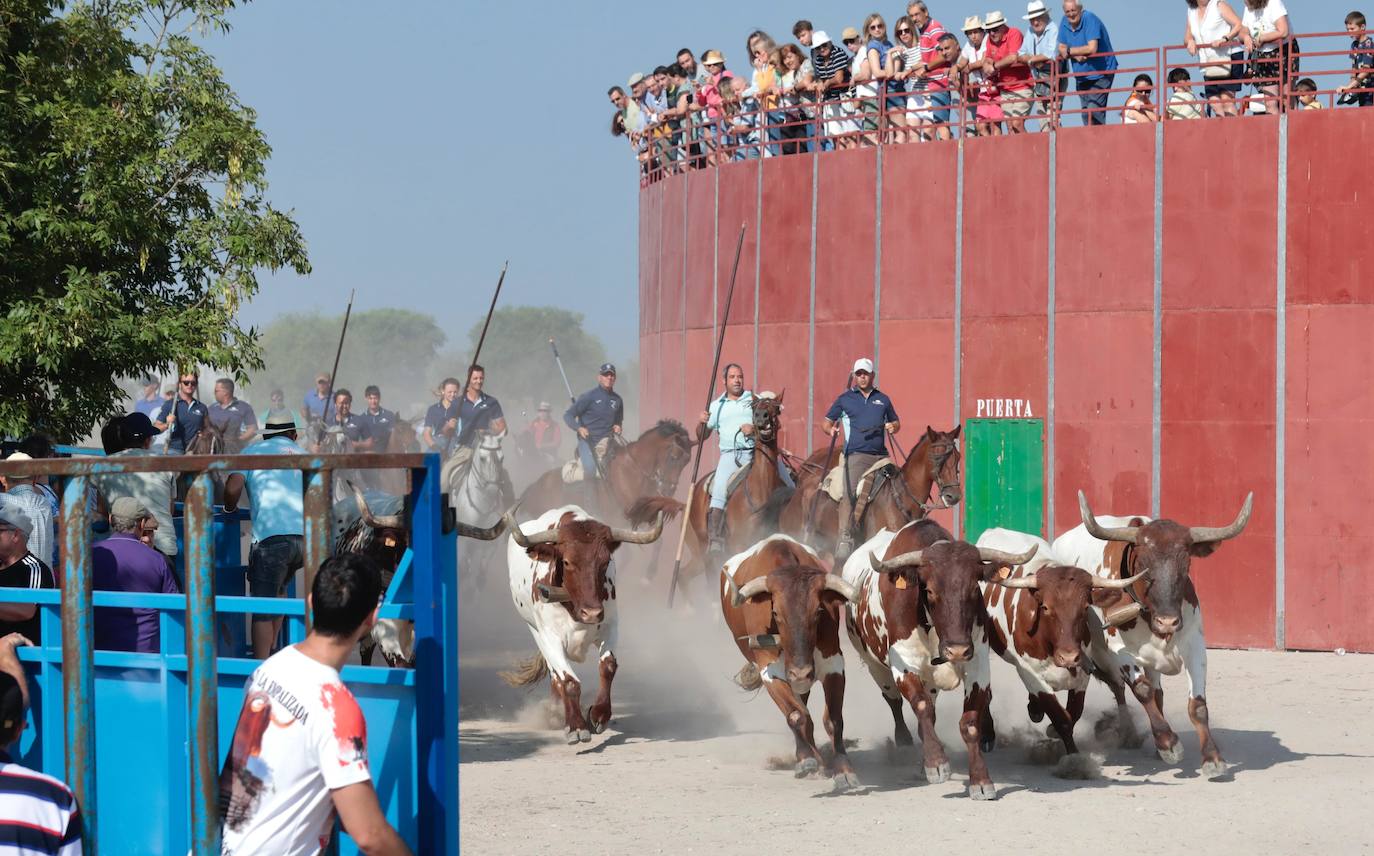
350, 482, 405, 530
995, 564, 1149, 667
725, 566, 857, 688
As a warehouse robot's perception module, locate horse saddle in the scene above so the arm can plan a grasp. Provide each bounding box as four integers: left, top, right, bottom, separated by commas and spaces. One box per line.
820, 458, 894, 503
561, 438, 613, 484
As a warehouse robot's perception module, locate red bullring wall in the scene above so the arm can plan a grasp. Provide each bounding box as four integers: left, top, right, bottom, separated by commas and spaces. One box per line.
638, 111, 1374, 653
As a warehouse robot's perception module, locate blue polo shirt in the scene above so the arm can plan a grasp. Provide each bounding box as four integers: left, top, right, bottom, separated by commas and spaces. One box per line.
457, 393, 503, 447
301, 390, 334, 423
564, 387, 624, 442
826, 387, 898, 456
155, 397, 210, 453
358, 407, 397, 448
1057, 11, 1118, 80
424, 399, 461, 452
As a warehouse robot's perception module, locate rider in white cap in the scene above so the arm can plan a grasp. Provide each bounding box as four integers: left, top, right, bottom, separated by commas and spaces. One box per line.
821, 358, 900, 560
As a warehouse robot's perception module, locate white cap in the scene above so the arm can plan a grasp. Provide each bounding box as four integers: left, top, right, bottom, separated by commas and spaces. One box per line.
852, 358, 875, 374
812, 30, 832, 48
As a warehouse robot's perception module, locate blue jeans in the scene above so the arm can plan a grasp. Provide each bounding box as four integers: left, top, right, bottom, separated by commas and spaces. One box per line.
1076, 74, 1114, 126
247, 534, 304, 622
578, 438, 602, 478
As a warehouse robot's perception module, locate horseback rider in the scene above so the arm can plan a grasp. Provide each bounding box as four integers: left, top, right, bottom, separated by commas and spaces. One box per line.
697, 364, 754, 560
822, 357, 900, 561
355, 385, 397, 452
317, 389, 364, 452
436, 366, 514, 506
152, 370, 210, 454
422, 376, 463, 456
564, 363, 624, 479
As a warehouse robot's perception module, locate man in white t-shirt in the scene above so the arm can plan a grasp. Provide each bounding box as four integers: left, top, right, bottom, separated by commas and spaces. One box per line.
219, 553, 409, 855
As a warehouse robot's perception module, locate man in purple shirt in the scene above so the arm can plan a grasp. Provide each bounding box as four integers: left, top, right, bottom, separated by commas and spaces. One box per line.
93, 498, 180, 653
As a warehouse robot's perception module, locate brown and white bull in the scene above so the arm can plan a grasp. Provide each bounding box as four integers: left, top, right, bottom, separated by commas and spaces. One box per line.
501, 505, 664, 744
720, 535, 861, 790
1052, 491, 1252, 778
976, 527, 1145, 756
843, 519, 1036, 800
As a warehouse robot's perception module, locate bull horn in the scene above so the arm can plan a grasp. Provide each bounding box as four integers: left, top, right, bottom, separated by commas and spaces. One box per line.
1188, 492, 1253, 544
457, 504, 517, 541
867, 546, 932, 574
503, 508, 559, 548
977, 544, 1038, 567
536, 582, 571, 603
1091, 569, 1149, 591
1078, 491, 1139, 544
728, 575, 769, 608
350, 481, 405, 529
1103, 602, 1143, 627
610, 512, 665, 545
993, 573, 1039, 590
822, 574, 857, 602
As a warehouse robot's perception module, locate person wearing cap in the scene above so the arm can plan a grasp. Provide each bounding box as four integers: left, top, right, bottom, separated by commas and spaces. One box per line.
0, 495, 57, 643
93, 412, 179, 560
958, 15, 1006, 136
1022, 0, 1066, 129
302, 373, 336, 424
223, 420, 307, 660
0, 453, 56, 572
92, 498, 180, 653
524, 401, 562, 466
208, 377, 260, 453
263, 388, 304, 436
134, 376, 163, 419
1057, 0, 1118, 126
154, 369, 211, 454
983, 10, 1035, 133
0, 631, 83, 854
808, 31, 856, 147
822, 358, 900, 560
564, 364, 624, 480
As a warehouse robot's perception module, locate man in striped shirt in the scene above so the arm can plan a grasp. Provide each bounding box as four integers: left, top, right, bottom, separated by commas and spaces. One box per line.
908, 1, 954, 139
0, 632, 83, 854
0, 498, 56, 645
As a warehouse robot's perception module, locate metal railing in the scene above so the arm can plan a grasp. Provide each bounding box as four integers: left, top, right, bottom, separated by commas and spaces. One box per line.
0, 451, 456, 855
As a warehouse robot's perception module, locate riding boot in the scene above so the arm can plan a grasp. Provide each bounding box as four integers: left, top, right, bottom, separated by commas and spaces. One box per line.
835, 499, 855, 562
706, 507, 728, 564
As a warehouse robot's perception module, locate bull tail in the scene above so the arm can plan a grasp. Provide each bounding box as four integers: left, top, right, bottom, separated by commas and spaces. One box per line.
625, 496, 685, 527
732, 662, 763, 692
499, 653, 550, 688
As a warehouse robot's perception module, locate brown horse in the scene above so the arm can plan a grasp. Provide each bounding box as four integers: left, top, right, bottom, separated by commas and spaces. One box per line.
683, 393, 792, 577
520, 420, 694, 526
779, 425, 963, 555
374, 415, 420, 496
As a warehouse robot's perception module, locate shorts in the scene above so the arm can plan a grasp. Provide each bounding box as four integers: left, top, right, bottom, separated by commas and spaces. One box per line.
928, 89, 952, 123
859, 97, 881, 131
822, 100, 859, 137
1202, 52, 1246, 97
1001, 87, 1034, 118
884, 80, 907, 112
248, 534, 305, 619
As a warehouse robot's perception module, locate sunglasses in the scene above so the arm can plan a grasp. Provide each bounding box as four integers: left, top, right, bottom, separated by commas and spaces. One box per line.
896, 27, 912, 34
844, 37, 860, 44
180, 379, 197, 386
869, 23, 884, 31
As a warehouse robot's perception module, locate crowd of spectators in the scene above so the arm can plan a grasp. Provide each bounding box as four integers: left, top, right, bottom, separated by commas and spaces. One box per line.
609, 2, 1374, 173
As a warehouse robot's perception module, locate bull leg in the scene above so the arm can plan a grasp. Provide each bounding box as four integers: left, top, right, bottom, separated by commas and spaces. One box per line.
817, 654, 859, 791
586, 651, 618, 734
1034, 692, 1079, 755
960, 683, 997, 800
1123, 664, 1181, 764
535, 636, 592, 744
761, 678, 824, 777
895, 671, 949, 784
883, 693, 915, 746
1183, 637, 1227, 778
1067, 688, 1086, 730
359, 635, 376, 667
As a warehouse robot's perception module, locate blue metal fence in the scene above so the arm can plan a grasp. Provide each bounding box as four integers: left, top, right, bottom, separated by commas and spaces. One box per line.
0, 452, 458, 855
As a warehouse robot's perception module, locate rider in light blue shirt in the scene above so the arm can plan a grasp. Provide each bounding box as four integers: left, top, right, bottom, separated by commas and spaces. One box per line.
697, 364, 755, 560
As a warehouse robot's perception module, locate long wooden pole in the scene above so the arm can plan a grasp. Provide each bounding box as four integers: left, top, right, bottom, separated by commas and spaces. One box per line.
468, 261, 509, 375
318, 289, 355, 438
667, 223, 747, 608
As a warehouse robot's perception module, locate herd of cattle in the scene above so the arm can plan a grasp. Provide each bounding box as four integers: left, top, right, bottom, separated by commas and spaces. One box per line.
347, 407, 1253, 799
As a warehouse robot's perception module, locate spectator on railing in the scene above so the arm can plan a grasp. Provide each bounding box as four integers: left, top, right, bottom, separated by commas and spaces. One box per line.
1294, 77, 1324, 109
1342, 11, 1374, 106
93, 412, 178, 562
776, 44, 816, 154
719, 76, 762, 161
0, 453, 55, 572
1167, 67, 1207, 119
662, 64, 695, 168
908, 2, 954, 141
835, 27, 874, 147
1122, 74, 1160, 123
809, 32, 857, 148
852, 16, 891, 146
0, 632, 84, 855
1242, 0, 1291, 114
984, 11, 1034, 133
1185, 0, 1252, 118
0, 496, 56, 644
958, 15, 1005, 136
609, 85, 648, 169
698, 50, 737, 157
93, 497, 180, 654
1057, 1, 1118, 126
642, 68, 673, 169
1022, 1, 1066, 130
888, 16, 919, 143
746, 31, 784, 156
677, 47, 710, 87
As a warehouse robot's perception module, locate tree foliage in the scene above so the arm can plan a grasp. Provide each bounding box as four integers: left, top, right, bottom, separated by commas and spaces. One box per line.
0, 0, 309, 440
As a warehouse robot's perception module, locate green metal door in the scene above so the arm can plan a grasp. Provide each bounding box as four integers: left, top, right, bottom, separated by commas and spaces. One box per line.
963, 418, 1045, 542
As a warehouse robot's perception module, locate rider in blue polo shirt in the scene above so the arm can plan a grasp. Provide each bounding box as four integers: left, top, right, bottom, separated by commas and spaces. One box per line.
822, 357, 900, 559
564, 363, 624, 479
153, 371, 210, 454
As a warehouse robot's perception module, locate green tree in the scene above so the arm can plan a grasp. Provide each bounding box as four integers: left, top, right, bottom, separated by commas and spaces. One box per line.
0, 0, 309, 440
252, 308, 446, 414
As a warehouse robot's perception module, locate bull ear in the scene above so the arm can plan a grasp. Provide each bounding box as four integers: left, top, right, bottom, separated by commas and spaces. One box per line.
1090, 587, 1125, 608
1189, 541, 1219, 559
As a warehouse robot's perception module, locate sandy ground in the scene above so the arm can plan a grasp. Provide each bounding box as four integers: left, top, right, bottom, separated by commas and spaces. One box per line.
457, 562, 1373, 856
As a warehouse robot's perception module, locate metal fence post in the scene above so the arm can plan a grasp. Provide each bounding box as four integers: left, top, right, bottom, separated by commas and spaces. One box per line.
184, 473, 220, 855
59, 476, 96, 852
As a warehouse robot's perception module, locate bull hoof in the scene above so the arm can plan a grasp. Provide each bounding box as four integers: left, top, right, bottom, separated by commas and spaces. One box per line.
794, 757, 820, 778
968, 782, 998, 801
923, 761, 951, 784
894, 730, 915, 747
586, 706, 609, 734
1157, 742, 1184, 765
576, 729, 592, 744
564, 729, 581, 745
831, 770, 862, 792
1202, 759, 1230, 780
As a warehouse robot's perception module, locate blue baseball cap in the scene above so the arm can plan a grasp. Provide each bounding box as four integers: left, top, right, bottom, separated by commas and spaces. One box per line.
599, 363, 617, 375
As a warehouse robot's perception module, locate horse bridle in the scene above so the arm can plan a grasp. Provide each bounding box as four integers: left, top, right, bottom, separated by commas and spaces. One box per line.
923, 440, 961, 510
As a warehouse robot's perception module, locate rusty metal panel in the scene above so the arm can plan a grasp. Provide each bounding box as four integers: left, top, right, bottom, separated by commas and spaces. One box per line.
59, 476, 96, 851
184, 474, 219, 855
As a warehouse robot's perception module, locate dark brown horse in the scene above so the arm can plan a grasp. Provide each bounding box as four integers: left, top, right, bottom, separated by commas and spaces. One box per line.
683, 393, 792, 576
519, 420, 694, 526
779, 425, 963, 555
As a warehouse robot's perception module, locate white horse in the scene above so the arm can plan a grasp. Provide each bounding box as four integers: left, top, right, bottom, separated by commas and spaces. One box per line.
447, 432, 508, 592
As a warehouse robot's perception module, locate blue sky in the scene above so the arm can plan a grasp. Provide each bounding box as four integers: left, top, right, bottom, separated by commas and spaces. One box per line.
211, 0, 1358, 361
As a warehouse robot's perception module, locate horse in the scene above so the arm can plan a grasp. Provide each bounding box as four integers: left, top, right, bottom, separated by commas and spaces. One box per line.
779, 425, 963, 556
373, 415, 421, 496
682, 393, 793, 584
447, 431, 509, 593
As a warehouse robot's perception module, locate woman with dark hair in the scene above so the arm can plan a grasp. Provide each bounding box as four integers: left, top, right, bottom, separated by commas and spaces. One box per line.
775, 44, 814, 154
1241, 0, 1291, 113
1122, 74, 1160, 123
1184, 0, 1254, 117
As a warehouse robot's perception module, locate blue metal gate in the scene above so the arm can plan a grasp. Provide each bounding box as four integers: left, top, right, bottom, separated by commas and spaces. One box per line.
0, 452, 458, 854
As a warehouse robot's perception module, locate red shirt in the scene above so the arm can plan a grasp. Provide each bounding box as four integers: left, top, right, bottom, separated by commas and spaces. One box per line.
917, 19, 950, 91
985, 28, 1032, 91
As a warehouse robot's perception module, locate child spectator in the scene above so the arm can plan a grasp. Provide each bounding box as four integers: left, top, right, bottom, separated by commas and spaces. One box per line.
1295, 77, 1324, 109
1123, 74, 1159, 123
1340, 11, 1374, 106
1167, 67, 1206, 119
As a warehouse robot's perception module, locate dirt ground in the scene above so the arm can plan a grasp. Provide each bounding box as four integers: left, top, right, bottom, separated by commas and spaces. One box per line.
457, 565, 1373, 856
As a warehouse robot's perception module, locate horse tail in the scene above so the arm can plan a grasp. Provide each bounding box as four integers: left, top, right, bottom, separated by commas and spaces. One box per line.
625, 496, 685, 527
499, 653, 549, 688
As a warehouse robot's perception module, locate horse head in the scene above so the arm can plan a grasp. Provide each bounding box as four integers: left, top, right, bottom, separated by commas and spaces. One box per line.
751, 390, 785, 445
